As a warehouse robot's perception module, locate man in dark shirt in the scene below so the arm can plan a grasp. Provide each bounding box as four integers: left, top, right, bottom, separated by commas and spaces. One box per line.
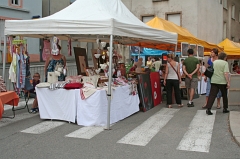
183, 49, 200, 107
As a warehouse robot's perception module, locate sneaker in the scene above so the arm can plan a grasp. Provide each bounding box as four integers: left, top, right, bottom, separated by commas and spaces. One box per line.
30, 108, 38, 114
187, 102, 194, 107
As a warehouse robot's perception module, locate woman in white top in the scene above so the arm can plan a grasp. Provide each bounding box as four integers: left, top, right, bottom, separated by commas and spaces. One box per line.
164, 54, 183, 108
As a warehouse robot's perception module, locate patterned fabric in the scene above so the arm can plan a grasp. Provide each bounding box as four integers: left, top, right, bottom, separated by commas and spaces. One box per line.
45, 58, 65, 82
0, 76, 7, 92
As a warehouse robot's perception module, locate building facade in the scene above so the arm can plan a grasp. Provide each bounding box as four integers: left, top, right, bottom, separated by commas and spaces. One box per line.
0, 0, 42, 63
121, 0, 240, 44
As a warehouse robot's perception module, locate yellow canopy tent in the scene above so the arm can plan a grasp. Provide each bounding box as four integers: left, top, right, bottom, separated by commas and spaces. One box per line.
146, 17, 222, 52
204, 38, 240, 59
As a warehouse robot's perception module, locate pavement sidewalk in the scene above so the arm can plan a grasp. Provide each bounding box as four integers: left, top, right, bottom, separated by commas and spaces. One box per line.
229, 111, 240, 147
3, 93, 240, 147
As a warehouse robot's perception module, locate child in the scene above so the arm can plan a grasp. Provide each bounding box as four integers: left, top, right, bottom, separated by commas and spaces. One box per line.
29, 73, 40, 113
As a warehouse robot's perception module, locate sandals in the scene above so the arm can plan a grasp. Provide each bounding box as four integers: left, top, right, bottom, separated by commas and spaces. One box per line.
202, 105, 207, 109
168, 105, 172, 108
217, 105, 221, 109
178, 104, 184, 107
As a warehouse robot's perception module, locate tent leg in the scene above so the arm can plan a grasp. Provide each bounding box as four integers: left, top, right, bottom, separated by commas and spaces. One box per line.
106, 35, 113, 130
2, 35, 7, 80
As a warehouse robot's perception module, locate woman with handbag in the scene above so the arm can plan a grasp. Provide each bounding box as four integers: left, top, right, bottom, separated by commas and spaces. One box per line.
164, 54, 183, 108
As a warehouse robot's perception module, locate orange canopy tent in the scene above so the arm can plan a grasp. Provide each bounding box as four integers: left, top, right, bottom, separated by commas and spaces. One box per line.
145, 17, 222, 52
204, 38, 240, 59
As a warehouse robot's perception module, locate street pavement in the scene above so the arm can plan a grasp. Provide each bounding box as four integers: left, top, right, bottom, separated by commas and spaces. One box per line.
1, 95, 240, 159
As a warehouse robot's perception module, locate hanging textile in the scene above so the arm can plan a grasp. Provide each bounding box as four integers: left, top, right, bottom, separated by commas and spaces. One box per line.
9, 53, 17, 83
68, 38, 72, 56
42, 39, 51, 61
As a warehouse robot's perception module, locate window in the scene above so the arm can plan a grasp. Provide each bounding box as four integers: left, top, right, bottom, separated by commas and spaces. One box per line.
232, 37, 235, 41
142, 15, 154, 23
232, 5, 235, 19
223, 22, 227, 39
219, 0, 222, 4
9, 0, 22, 8
152, 0, 169, 2
11, 0, 19, 5
167, 13, 181, 26
223, 0, 227, 9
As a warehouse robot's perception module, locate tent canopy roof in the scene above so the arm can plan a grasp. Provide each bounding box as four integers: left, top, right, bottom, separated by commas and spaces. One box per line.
146, 17, 222, 52
204, 38, 240, 58
4, 0, 177, 46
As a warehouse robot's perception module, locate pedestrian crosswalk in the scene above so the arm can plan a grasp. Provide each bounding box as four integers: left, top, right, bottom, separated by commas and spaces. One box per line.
0, 108, 219, 153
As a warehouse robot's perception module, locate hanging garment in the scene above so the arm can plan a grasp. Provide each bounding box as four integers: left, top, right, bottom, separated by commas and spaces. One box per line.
68, 38, 72, 56
19, 47, 26, 88
9, 53, 17, 83
42, 40, 51, 61
45, 57, 65, 82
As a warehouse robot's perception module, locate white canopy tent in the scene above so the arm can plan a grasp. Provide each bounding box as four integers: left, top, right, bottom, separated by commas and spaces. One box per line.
3, 0, 177, 129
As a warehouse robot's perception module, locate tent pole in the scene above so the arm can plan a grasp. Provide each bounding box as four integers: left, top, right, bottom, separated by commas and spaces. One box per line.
106, 34, 113, 130
2, 35, 7, 80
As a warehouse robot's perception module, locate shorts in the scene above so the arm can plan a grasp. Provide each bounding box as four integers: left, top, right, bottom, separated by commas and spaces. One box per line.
185, 77, 198, 89
206, 78, 222, 98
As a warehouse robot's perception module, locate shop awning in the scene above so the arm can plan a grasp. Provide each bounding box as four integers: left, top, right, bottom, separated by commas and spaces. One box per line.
204, 38, 240, 58
146, 17, 222, 52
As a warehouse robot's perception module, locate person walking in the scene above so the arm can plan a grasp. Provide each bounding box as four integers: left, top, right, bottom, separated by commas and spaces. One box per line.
183, 49, 200, 107
164, 53, 183, 108
203, 48, 221, 109
206, 52, 230, 115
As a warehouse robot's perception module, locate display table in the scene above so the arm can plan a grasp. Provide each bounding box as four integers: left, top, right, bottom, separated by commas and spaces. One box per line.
0, 91, 19, 119
76, 85, 140, 126
198, 77, 207, 94
36, 85, 140, 126
36, 88, 78, 123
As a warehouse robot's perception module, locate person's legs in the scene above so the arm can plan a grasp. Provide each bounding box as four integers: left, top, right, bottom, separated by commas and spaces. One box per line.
32, 97, 38, 108
204, 78, 211, 108
166, 79, 173, 107
172, 80, 182, 106
219, 84, 229, 113
216, 90, 222, 108
206, 83, 219, 115
188, 78, 198, 106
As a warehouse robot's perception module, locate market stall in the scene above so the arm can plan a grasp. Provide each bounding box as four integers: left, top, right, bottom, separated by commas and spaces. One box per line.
3, 0, 178, 127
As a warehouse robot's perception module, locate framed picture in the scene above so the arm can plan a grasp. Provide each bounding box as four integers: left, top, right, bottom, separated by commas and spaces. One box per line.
189, 44, 197, 56
197, 45, 204, 57
74, 47, 88, 75
181, 42, 189, 57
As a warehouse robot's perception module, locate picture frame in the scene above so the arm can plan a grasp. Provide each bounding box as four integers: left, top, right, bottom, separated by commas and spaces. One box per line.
181, 42, 189, 57
197, 45, 204, 57
74, 47, 88, 75
189, 44, 197, 56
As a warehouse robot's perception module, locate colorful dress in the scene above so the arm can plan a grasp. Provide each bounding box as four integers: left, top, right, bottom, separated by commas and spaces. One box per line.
45, 57, 65, 82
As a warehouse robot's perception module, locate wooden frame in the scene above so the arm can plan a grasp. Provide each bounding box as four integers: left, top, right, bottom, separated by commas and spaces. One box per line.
181, 42, 189, 57
74, 47, 88, 75
189, 44, 197, 57
197, 45, 204, 57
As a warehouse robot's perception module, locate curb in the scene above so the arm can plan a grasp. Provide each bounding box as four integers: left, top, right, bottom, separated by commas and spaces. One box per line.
229, 111, 240, 147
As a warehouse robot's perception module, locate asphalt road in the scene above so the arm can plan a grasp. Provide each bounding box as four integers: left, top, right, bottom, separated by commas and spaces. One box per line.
1, 95, 240, 159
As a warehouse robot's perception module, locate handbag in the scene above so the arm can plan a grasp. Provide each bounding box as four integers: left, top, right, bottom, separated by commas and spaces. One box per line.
25, 76, 33, 91
204, 65, 214, 78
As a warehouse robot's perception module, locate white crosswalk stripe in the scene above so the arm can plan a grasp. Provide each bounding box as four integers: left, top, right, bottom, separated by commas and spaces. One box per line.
177, 110, 216, 153
117, 108, 179, 146
21, 121, 66, 134
66, 126, 105, 139
0, 112, 38, 128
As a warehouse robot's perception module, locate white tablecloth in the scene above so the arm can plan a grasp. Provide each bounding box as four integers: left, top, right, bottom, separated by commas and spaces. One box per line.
36, 85, 140, 126
198, 77, 207, 94
76, 85, 140, 126
36, 87, 78, 123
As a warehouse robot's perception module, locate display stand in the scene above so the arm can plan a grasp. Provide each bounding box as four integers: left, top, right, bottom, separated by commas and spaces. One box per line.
137, 73, 154, 112
228, 74, 240, 106
150, 72, 161, 106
